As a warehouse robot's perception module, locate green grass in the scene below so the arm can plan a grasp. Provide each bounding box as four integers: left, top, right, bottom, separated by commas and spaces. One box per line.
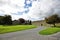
0, 25, 36, 34
39, 27, 60, 35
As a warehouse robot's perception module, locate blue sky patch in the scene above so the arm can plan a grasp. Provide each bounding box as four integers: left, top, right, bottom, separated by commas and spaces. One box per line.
24, 0, 32, 8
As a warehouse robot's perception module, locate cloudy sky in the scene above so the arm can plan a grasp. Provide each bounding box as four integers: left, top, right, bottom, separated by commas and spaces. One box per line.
0, 0, 60, 21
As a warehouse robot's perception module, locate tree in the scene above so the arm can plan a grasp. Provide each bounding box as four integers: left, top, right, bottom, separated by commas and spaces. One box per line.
0, 16, 4, 25
45, 14, 60, 27
3, 15, 12, 25
29, 20, 32, 25
24, 20, 32, 25
12, 20, 19, 25
18, 18, 25, 24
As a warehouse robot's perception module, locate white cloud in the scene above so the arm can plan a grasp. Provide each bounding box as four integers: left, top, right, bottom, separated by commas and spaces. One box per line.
39, 0, 60, 17
0, 0, 25, 14
27, 1, 40, 18
0, 0, 60, 21
27, 0, 60, 20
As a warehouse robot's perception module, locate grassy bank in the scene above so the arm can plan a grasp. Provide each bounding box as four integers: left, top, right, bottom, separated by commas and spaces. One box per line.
39, 27, 60, 35
0, 25, 36, 34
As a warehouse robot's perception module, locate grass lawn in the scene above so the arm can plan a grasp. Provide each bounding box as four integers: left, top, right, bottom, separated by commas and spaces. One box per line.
39, 27, 60, 35
0, 25, 36, 34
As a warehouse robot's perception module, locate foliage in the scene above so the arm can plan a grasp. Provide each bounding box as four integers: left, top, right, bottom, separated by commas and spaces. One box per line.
0, 16, 4, 25
18, 18, 25, 24
45, 14, 60, 27
3, 15, 12, 25
0, 15, 12, 25
13, 19, 32, 25
0, 15, 32, 25
12, 20, 19, 25
29, 20, 32, 25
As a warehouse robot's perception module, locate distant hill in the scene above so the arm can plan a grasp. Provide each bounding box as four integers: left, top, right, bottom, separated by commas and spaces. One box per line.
32, 20, 46, 26
32, 20, 60, 27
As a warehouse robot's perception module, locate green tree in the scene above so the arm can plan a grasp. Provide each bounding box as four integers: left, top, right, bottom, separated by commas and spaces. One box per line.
29, 20, 32, 25
45, 14, 60, 27
3, 15, 12, 25
0, 16, 4, 25
18, 18, 25, 25
12, 20, 19, 25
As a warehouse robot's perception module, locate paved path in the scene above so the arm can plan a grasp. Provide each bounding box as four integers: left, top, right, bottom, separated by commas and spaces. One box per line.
50, 32, 60, 40
0, 27, 59, 40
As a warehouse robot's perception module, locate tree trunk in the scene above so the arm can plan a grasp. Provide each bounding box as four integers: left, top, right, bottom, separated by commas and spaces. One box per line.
53, 23, 56, 27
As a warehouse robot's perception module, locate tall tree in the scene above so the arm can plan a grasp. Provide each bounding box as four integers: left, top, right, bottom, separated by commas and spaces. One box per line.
45, 14, 60, 27
3, 15, 12, 25
0, 16, 4, 25
29, 20, 32, 25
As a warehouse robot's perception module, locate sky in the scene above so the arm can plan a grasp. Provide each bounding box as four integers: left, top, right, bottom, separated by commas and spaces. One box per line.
0, 0, 60, 21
